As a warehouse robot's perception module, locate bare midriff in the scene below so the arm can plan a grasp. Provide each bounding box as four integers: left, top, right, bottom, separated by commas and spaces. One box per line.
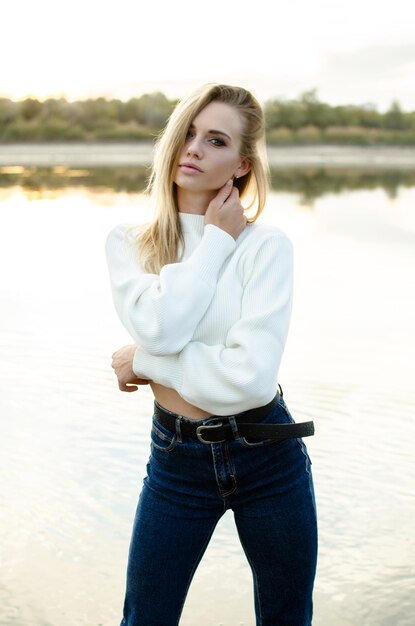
149, 382, 213, 420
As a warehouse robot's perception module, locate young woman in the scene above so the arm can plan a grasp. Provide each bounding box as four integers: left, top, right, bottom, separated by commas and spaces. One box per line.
105, 83, 317, 626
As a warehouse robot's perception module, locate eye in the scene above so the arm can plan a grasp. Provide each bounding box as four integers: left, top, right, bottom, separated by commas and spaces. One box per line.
210, 137, 226, 147
185, 129, 193, 141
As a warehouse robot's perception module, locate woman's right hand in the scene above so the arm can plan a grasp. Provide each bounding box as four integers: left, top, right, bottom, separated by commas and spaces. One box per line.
111, 344, 152, 392
204, 179, 247, 240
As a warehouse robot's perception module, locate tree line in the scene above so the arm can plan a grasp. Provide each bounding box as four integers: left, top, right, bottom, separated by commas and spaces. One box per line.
1, 88, 414, 145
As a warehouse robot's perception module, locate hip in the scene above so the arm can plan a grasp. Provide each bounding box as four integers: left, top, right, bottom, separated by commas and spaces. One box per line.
147, 388, 315, 505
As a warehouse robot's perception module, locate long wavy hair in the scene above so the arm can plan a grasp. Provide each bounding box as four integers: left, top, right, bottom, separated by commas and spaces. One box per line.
129, 83, 270, 274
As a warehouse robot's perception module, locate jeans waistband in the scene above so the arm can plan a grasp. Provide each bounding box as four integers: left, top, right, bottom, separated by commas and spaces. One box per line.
154, 384, 283, 428
152, 384, 315, 444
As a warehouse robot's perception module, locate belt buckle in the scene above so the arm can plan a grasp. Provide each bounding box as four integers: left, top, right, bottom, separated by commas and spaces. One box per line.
196, 422, 225, 444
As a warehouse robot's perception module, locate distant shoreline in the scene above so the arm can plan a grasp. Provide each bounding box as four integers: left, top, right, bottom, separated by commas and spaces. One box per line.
1, 142, 415, 168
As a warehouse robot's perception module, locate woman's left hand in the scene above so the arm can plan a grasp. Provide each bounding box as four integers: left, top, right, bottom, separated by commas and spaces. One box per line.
111, 344, 151, 392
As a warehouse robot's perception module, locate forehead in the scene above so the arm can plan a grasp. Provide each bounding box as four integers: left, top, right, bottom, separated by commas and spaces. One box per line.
191, 101, 242, 141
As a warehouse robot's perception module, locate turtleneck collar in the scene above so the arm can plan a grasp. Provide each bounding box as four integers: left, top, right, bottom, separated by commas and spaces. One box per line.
178, 212, 206, 236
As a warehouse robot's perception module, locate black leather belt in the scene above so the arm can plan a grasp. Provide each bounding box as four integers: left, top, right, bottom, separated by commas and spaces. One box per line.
153, 390, 315, 445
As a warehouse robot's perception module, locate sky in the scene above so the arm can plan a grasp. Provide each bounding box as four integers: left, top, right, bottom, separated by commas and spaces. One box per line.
2, 0, 415, 112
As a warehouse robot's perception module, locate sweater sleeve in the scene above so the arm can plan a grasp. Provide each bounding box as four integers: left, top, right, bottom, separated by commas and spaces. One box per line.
133, 234, 294, 415
105, 222, 236, 355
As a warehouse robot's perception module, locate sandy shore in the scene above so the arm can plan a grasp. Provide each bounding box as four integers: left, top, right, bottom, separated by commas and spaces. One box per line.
1, 142, 415, 168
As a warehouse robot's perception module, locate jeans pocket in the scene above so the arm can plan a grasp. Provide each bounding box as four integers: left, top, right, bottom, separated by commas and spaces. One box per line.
279, 399, 313, 471
151, 418, 178, 453
296, 438, 313, 473
239, 396, 296, 448
277, 396, 296, 424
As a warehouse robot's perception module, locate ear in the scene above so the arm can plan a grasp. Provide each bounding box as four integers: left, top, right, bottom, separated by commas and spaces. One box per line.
235, 158, 251, 178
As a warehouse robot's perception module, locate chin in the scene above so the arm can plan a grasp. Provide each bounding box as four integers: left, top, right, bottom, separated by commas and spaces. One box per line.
175, 178, 210, 192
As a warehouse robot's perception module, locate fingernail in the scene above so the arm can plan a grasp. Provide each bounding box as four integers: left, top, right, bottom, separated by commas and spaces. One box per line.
227, 179, 233, 185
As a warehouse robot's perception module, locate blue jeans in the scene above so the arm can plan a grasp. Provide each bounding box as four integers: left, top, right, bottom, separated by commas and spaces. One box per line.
120, 390, 318, 626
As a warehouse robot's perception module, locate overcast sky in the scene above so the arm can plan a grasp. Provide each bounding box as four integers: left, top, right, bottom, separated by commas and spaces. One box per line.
2, 0, 415, 111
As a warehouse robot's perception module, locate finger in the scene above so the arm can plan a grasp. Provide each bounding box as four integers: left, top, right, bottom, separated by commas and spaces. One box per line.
210, 179, 233, 208
222, 187, 239, 203
118, 380, 138, 392
125, 385, 138, 392
221, 188, 241, 210
118, 379, 129, 391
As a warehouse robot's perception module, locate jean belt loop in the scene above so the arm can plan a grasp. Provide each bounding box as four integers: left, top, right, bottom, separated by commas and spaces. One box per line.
278, 383, 283, 397
175, 416, 183, 443
228, 415, 241, 440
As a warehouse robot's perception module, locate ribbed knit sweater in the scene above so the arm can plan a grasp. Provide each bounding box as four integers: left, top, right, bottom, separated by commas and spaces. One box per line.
105, 212, 294, 415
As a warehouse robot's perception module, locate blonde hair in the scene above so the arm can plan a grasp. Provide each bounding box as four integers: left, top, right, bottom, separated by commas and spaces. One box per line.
130, 83, 270, 274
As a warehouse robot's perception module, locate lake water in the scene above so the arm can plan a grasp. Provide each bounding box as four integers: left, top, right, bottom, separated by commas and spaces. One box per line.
0, 161, 414, 626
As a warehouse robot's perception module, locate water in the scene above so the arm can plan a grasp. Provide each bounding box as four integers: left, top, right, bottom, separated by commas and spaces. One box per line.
0, 169, 414, 625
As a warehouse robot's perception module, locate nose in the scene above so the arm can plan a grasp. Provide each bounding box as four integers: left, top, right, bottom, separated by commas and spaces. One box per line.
186, 135, 202, 159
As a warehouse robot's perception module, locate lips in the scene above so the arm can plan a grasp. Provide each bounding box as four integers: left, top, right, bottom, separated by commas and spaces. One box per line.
180, 162, 203, 172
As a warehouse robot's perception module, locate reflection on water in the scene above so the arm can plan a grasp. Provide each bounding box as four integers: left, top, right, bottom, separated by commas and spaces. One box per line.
1, 162, 415, 205
0, 177, 414, 626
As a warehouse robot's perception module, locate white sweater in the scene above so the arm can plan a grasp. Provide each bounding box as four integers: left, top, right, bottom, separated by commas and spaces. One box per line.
105, 212, 294, 415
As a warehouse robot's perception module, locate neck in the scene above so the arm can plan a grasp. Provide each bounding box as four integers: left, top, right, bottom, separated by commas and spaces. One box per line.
176, 186, 217, 215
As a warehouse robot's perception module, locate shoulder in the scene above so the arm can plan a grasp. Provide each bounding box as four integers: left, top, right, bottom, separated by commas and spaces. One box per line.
240, 221, 293, 258
233, 222, 293, 285
105, 223, 150, 272
105, 222, 147, 250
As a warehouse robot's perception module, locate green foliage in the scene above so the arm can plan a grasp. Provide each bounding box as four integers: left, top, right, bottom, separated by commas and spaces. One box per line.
383, 100, 411, 130
263, 89, 415, 145
94, 123, 155, 141
20, 97, 42, 121
0, 89, 414, 144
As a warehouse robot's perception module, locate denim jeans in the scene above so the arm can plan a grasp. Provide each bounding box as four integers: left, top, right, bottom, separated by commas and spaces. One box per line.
120, 389, 318, 626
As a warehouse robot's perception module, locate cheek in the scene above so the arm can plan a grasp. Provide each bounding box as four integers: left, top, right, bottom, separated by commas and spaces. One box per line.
210, 153, 239, 173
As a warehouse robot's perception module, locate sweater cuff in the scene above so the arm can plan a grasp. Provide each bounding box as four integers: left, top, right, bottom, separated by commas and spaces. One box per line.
133, 348, 182, 389
186, 224, 236, 287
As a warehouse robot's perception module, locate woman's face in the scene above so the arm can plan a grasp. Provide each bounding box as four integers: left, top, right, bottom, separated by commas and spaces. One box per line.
174, 101, 250, 192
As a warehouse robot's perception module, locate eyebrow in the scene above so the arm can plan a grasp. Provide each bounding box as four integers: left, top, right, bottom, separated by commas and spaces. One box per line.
189, 123, 232, 141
